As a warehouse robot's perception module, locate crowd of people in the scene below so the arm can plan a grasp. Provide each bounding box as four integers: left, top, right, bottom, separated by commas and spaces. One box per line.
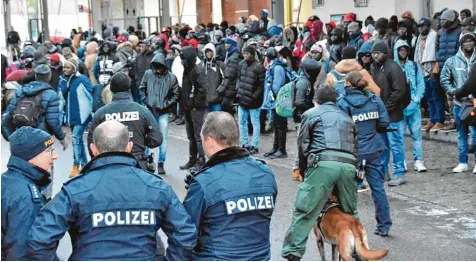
1, 6, 476, 261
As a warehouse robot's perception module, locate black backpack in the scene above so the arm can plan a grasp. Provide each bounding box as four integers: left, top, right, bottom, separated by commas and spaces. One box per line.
12, 90, 47, 128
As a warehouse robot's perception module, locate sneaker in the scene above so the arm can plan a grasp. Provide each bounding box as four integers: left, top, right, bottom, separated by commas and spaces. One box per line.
469, 144, 476, 154
373, 229, 389, 237
453, 163, 469, 173
263, 148, 277, 157
430, 122, 445, 131
388, 176, 406, 186
157, 162, 166, 175
357, 184, 370, 192
441, 121, 456, 132
69, 165, 81, 178
414, 160, 427, 172
175, 117, 185, 125
268, 150, 287, 159
422, 122, 435, 131
248, 147, 259, 155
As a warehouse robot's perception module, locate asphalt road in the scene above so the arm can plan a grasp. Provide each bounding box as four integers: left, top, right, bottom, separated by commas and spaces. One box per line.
1, 122, 476, 260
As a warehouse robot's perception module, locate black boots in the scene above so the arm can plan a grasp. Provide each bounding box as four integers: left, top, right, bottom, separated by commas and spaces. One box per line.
146, 153, 156, 173
268, 130, 287, 159
180, 157, 197, 170
157, 162, 166, 175
190, 157, 205, 174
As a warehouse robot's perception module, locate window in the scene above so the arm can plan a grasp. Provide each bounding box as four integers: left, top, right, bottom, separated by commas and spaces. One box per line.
354, 0, 369, 8
313, 0, 325, 8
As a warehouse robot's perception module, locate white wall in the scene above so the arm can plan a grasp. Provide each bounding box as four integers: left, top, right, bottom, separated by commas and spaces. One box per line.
312, 0, 397, 24
433, 0, 472, 14
395, 0, 423, 20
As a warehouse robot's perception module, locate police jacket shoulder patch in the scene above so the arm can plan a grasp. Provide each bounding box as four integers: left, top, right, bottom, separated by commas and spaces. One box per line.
29, 184, 41, 203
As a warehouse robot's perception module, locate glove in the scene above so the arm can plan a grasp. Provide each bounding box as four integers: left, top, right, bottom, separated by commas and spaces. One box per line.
184, 173, 194, 190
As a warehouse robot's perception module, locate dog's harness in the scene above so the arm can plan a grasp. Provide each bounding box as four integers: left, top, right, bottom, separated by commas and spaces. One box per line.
316, 201, 340, 236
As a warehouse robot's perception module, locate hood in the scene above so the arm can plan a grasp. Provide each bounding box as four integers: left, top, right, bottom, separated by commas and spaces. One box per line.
456, 47, 476, 64
300, 58, 321, 82
86, 41, 98, 55
117, 41, 133, 51
312, 20, 324, 40
393, 39, 410, 63
334, 59, 362, 73
150, 53, 167, 67
225, 38, 238, 54
99, 41, 116, 55
203, 42, 216, 60
182, 46, 197, 68
357, 41, 373, 55
343, 88, 371, 108
22, 81, 52, 95
129, 35, 139, 47
284, 28, 295, 42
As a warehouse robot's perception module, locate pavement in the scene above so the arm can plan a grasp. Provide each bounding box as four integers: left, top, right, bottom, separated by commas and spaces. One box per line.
1, 121, 476, 260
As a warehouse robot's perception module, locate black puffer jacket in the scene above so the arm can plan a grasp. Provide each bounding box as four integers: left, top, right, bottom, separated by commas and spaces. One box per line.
294, 58, 321, 122
199, 43, 226, 106
181, 46, 208, 110
217, 51, 242, 102
370, 58, 406, 122
236, 59, 266, 109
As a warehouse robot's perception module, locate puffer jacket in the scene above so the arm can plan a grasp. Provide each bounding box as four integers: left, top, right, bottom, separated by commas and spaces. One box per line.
236, 59, 266, 109
325, 58, 380, 96
59, 72, 94, 126
199, 43, 226, 105
437, 21, 462, 69
217, 44, 242, 104
85, 42, 98, 84
441, 48, 476, 98
181, 46, 208, 109
294, 58, 321, 122
261, 59, 286, 110
370, 58, 407, 122
134, 49, 155, 84
1, 81, 65, 140
114, 42, 137, 65
139, 53, 180, 115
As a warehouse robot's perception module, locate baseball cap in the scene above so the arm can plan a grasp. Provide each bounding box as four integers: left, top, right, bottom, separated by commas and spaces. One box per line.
49, 53, 61, 63
417, 17, 432, 27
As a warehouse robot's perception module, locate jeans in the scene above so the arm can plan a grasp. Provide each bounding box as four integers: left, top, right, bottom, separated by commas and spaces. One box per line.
206, 104, 222, 112
381, 120, 406, 178
453, 104, 476, 163
184, 109, 206, 158
268, 109, 274, 124
72, 124, 89, 167
424, 76, 445, 124
403, 109, 424, 161
155, 114, 169, 163
238, 106, 261, 148
361, 152, 392, 233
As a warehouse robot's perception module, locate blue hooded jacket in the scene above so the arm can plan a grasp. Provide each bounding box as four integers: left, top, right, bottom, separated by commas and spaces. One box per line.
2, 155, 51, 261
261, 59, 287, 110
59, 72, 94, 126
338, 88, 389, 155
1, 81, 65, 140
357, 41, 373, 67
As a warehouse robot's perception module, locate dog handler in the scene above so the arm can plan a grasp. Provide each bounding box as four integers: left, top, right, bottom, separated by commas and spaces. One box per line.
282, 85, 358, 261
337, 71, 393, 236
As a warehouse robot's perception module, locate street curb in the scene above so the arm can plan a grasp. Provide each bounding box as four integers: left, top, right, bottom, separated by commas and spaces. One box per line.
406, 130, 458, 144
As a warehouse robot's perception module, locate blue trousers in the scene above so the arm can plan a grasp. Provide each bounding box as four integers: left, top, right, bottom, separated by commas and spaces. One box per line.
381, 120, 406, 178
453, 104, 476, 163
403, 109, 423, 161
72, 124, 89, 167
238, 106, 261, 148
155, 114, 169, 163
424, 76, 445, 124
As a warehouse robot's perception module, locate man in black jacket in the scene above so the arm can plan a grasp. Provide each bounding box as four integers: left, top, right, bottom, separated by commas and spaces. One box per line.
179, 46, 209, 173
134, 40, 155, 91
88, 72, 163, 171
370, 40, 407, 185
199, 43, 226, 112
236, 45, 266, 154
139, 53, 179, 175
217, 37, 242, 115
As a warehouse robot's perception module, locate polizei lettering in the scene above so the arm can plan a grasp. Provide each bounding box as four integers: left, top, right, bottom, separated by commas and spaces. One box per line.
105, 111, 140, 122
352, 111, 379, 122
225, 195, 274, 215
92, 210, 156, 227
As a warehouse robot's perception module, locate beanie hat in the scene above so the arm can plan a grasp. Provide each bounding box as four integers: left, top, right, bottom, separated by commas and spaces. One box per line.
110, 72, 131, 93
315, 85, 337, 105
347, 22, 360, 32
49, 53, 61, 63
34, 64, 52, 82
441, 9, 456, 22
63, 58, 78, 72
375, 18, 389, 30
62, 46, 73, 57
242, 45, 256, 55
342, 46, 357, 59
372, 40, 390, 54
224, 37, 237, 45
214, 30, 224, 38
460, 33, 476, 46
6, 70, 28, 83
220, 20, 229, 28
10, 127, 54, 161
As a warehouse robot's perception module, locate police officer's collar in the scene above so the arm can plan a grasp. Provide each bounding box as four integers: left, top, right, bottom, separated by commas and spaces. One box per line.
79, 152, 140, 174
201, 146, 250, 171
112, 92, 133, 101
7, 155, 52, 188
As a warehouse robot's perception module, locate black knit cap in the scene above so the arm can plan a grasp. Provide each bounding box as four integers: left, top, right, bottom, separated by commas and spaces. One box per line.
110, 72, 131, 93
242, 45, 256, 55
375, 18, 389, 30
342, 46, 357, 59
460, 33, 476, 46
372, 40, 390, 54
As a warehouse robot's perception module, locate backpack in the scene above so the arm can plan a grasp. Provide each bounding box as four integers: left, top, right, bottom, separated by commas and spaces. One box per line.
276, 80, 297, 118
12, 90, 46, 128
330, 70, 346, 99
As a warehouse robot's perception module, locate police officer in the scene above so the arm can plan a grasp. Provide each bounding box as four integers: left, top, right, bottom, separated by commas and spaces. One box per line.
183, 112, 278, 260
27, 121, 197, 260
282, 85, 358, 261
2, 127, 57, 260
87, 72, 163, 172
337, 71, 393, 236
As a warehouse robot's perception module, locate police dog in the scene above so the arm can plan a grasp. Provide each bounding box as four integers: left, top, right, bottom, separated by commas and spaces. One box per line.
313, 195, 389, 261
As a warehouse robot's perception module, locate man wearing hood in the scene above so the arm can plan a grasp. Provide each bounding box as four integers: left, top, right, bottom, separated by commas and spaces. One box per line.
84, 41, 99, 84
441, 33, 476, 173
217, 37, 242, 115
94, 41, 118, 86
179, 46, 209, 173
259, 9, 270, 35
369, 40, 407, 183
395, 19, 416, 59
139, 53, 179, 175
347, 22, 364, 51
306, 43, 335, 89
291, 58, 321, 181
414, 17, 444, 131
357, 41, 374, 71
394, 40, 428, 183
329, 28, 346, 63
214, 30, 226, 61
199, 43, 226, 112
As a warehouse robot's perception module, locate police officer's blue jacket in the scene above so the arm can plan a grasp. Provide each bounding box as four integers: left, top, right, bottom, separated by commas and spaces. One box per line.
2, 155, 50, 261
338, 87, 390, 156
27, 152, 197, 261
183, 147, 278, 261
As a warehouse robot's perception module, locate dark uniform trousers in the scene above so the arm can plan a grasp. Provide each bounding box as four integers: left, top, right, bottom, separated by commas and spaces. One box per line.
184, 108, 206, 158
